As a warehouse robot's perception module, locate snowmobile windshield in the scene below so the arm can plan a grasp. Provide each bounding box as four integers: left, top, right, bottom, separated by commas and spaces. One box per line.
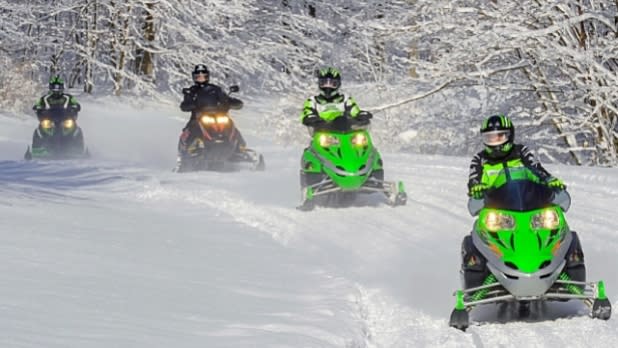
194, 89, 231, 113
196, 104, 230, 114
312, 115, 366, 133
484, 180, 555, 212
38, 107, 76, 121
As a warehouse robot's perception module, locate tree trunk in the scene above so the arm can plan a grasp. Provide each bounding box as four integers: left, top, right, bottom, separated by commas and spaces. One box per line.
136, 2, 156, 81
84, 0, 98, 94
113, 3, 132, 96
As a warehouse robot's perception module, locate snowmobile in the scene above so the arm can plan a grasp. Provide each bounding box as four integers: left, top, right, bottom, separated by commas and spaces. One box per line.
449, 179, 611, 330
175, 86, 264, 173
24, 106, 88, 160
298, 112, 407, 210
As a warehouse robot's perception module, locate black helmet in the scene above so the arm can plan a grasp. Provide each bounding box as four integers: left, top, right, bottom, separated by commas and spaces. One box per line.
317, 67, 341, 98
192, 64, 209, 85
49, 75, 65, 95
480, 114, 514, 158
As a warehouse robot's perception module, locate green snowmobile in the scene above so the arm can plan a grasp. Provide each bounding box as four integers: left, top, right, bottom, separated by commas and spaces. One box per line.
298, 112, 407, 210
449, 179, 611, 330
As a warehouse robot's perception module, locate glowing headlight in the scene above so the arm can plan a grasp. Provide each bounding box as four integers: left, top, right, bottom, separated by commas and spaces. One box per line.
484, 211, 515, 232
216, 116, 230, 124
200, 115, 216, 125
531, 209, 560, 229
318, 134, 340, 147
40, 119, 53, 129
351, 133, 368, 146
62, 119, 75, 129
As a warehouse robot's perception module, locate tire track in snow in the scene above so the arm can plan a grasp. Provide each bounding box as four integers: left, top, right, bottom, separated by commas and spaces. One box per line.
97, 150, 618, 347
133, 183, 300, 246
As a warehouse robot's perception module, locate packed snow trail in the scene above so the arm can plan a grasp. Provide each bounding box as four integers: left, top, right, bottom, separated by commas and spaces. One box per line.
0, 99, 616, 347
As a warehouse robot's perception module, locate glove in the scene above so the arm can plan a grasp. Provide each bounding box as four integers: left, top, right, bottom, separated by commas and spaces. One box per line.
356, 111, 373, 121
546, 177, 566, 190
302, 115, 324, 127
355, 111, 372, 125
468, 184, 488, 199
182, 88, 197, 101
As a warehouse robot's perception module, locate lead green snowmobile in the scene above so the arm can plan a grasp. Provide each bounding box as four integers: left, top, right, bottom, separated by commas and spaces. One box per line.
298, 112, 407, 210
449, 178, 611, 330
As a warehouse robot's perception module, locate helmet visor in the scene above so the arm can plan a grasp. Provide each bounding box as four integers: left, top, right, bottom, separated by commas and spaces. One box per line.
49, 83, 64, 93
482, 130, 510, 146
194, 72, 208, 82
319, 77, 340, 89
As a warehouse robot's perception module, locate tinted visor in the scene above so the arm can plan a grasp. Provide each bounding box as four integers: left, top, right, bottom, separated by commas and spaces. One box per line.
49, 83, 64, 93
319, 77, 340, 89
193, 68, 209, 77
482, 130, 510, 146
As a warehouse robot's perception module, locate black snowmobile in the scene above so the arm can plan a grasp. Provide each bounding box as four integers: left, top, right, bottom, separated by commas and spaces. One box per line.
25, 106, 88, 160
175, 86, 264, 172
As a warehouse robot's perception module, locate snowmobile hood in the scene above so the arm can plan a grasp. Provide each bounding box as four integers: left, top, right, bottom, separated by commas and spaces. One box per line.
309, 129, 377, 190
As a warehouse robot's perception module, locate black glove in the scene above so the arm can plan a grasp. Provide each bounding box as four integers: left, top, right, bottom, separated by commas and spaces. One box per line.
302, 115, 324, 127
182, 88, 197, 100
354, 111, 372, 126
356, 111, 373, 122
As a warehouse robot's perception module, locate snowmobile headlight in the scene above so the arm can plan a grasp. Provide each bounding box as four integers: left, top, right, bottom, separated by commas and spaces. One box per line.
62, 119, 75, 129
351, 133, 368, 147
200, 115, 216, 125
318, 134, 340, 147
531, 209, 560, 229
40, 119, 53, 129
483, 211, 515, 232
216, 116, 230, 124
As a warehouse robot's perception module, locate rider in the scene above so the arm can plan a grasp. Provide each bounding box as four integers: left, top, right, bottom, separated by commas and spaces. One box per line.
467, 114, 565, 198
177, 64, 244, 158
33, 75, 81, 116
461, 114, 568, 288
300, 67, 371, 127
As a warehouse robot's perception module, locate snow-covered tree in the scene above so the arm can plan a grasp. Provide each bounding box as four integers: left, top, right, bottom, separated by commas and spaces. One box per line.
0, 0, 616, 165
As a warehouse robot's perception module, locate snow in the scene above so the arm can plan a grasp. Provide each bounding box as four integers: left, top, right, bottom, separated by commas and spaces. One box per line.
0, 100, 616, 347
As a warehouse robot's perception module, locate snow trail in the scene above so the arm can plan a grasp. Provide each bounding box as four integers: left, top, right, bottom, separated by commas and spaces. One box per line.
0, 101, 616, 347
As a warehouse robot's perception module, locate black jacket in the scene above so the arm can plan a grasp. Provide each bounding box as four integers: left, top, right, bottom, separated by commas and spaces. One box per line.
180, 84, 243, 120
468, 144, 553, 190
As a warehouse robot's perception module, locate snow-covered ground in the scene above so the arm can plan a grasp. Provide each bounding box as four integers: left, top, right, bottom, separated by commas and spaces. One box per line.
0, 99, 616, 347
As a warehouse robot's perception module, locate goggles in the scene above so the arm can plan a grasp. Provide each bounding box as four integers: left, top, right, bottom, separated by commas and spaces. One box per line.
482, 130, 510, 146
319, 77, 340, 89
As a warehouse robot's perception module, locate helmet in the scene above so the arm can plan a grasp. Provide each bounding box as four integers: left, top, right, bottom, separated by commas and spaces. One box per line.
480, 114, 514, 158
49, 75, 64, 95
317, 67, 341, 98
192, 64, 209, 85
